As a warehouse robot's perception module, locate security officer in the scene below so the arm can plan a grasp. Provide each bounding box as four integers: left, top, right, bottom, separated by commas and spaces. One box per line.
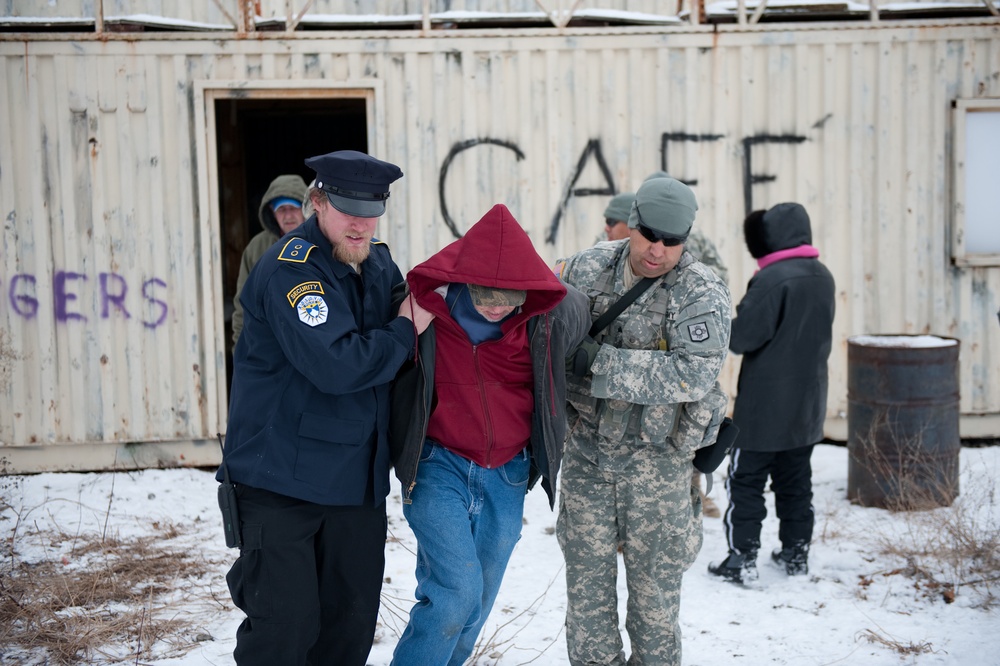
554, 176, 732, 666
219, 150, 434, 666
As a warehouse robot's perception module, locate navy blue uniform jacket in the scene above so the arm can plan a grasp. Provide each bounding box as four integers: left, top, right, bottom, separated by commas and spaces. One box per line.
219, 217, 414, 506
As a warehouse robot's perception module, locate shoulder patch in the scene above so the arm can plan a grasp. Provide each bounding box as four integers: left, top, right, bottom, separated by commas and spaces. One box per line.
286, 281, 324, 307
297, 294, 328, 327
371, 236, 387, 247
687, 321, 710, 343
278, 238, 316, 263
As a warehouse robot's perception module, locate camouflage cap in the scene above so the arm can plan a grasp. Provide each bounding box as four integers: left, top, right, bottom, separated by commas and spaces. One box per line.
468, 284, 527, 308
628, 176, 698, 240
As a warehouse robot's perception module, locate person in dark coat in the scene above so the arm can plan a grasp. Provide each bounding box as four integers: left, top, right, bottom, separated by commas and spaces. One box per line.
708, 202, 835, 584
218, 150, 434, 665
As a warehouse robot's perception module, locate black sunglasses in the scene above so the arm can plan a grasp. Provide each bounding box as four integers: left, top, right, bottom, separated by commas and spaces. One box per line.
636, 224, 685, 247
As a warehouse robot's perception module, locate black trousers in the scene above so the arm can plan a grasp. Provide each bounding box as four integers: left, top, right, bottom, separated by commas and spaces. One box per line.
226, 485, 387, 666
722, 445, 815, 555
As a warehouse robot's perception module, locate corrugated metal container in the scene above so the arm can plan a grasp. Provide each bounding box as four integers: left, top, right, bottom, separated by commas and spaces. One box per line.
1, 14, 999, 472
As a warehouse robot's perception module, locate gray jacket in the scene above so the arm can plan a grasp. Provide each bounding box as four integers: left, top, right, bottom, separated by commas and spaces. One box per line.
388, 283, 590, 509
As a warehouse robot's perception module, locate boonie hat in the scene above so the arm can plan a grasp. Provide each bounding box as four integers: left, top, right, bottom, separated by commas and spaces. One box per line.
603, 192, 635, 224
468, 284, 527, 308
304, 150, 403, 218
270, 196, 302, 210
628, 176, 698, 241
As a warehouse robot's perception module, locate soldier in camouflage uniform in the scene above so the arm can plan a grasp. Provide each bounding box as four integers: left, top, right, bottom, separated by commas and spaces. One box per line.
554, 176, 732, 666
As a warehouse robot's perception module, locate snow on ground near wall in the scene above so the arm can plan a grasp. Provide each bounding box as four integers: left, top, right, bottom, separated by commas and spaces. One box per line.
2, 443, 998, 665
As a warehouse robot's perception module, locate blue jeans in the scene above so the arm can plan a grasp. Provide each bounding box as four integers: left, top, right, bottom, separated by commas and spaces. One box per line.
391, 441, 530, 666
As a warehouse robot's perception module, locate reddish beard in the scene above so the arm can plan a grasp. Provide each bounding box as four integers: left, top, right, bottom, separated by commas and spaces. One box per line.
334, 241, 371, 265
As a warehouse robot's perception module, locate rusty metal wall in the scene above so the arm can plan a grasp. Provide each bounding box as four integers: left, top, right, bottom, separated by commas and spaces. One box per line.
1, 20, 998, 472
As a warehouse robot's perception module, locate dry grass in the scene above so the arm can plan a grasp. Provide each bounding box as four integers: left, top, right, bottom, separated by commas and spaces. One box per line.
848, 410, 960, 512
0, 519, 225, 664
846, 417, 1000, 610
856, 627, 940, 656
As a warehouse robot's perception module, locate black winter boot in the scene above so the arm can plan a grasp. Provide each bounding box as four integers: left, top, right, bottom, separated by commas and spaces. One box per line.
708, 551, 758, 584
771, 542, 809, 576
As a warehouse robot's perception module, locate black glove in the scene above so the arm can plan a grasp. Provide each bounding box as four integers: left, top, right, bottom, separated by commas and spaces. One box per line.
568, 336, 600, 377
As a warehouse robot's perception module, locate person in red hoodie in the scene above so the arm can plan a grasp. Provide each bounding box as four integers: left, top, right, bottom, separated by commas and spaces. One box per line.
388, 204, 590, 666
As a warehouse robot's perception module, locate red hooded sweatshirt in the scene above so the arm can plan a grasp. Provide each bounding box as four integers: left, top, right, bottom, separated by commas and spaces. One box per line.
406, 204, 567, 469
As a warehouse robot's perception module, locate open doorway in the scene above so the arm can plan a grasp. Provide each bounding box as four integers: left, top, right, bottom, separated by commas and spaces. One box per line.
213, 93, 370, 392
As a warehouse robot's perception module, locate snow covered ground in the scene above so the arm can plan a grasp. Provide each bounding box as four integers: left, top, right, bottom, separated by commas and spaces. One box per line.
2, 442, 998, 665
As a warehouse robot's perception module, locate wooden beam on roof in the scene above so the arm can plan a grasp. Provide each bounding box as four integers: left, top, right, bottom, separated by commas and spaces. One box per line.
211, 0, 239, 31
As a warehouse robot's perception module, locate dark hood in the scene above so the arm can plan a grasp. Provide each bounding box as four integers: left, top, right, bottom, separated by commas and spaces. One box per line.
257, 174, 308, 237
407, 203, 566, 320
743, 202, 813, 258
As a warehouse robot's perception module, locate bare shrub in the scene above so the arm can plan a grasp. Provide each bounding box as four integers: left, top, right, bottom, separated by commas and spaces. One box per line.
857, 627, 940, 656
467, 571, 563, 665
848, 408, 959, 512
849, 450, 1000, 610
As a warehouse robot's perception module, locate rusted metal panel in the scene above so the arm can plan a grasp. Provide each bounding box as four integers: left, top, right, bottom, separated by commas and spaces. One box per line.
0, 21, 998, 473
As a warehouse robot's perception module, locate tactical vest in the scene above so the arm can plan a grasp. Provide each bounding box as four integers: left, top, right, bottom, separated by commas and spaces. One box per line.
568, 244, 685, 444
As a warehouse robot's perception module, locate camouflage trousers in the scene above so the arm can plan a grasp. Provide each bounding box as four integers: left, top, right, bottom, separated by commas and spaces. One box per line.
557, 433, 703, 666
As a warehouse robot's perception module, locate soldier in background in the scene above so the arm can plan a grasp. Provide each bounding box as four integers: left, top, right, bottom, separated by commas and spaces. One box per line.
554, 176, 732, 666
601, 191, 635, 243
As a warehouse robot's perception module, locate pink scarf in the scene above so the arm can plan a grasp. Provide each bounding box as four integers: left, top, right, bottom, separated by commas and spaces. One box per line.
757, 244, 820, 271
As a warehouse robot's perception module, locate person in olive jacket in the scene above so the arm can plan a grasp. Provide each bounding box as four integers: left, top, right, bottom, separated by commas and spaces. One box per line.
708, 202, 835, 584
231, 174, 309, 345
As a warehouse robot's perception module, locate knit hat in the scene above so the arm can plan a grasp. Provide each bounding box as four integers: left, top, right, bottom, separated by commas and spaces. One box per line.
603, 192, 635, 224
628, 176, 698, 240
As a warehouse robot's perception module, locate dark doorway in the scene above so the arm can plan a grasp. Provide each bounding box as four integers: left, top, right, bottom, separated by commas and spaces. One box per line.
215, 96, 369, 391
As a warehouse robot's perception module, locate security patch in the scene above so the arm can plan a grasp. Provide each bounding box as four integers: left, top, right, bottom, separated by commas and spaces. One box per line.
287, 281, 324, 308
297, 294, 328, 327
687, 321, 710, 343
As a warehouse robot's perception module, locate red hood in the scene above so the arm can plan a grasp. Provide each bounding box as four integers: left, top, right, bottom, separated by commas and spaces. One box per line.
407, 203, 566, 318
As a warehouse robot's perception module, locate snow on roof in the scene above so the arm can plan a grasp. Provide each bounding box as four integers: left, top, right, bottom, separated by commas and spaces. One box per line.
0, 2, 994, 32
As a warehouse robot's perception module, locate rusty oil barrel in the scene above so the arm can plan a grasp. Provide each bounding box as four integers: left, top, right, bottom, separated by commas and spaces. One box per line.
846, 335, 960, 510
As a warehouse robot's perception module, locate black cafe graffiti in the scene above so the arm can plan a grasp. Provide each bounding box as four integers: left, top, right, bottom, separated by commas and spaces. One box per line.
437, 126, 816, 242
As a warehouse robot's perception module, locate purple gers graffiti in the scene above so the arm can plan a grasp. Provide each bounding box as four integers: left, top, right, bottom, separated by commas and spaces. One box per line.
4, 272, 169, 329
437, 130, 811, 242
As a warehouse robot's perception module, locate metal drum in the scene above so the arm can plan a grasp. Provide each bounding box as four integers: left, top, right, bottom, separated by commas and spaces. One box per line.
846, 335, 960, 510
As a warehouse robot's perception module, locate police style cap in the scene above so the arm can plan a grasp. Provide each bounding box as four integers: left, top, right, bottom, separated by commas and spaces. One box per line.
304, 150, 403, 218
628, 176, 698, 241
468, 284, 527, 308
603, 192, 635, 225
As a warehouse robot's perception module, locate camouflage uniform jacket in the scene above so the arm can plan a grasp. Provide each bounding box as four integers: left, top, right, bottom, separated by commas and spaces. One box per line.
684, 228, 729, 285
556, 240, 732, 458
